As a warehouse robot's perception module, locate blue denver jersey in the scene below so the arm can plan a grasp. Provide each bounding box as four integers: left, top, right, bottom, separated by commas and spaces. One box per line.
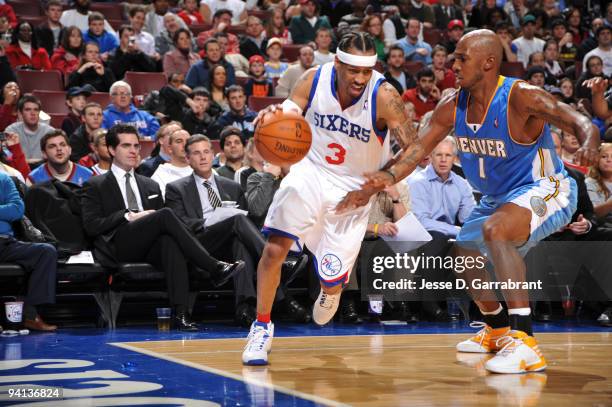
28, 163, 93, 186
454, 75, 565, 196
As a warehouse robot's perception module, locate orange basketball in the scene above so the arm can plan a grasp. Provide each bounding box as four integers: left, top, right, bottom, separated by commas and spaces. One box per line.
254, 110, 312, 166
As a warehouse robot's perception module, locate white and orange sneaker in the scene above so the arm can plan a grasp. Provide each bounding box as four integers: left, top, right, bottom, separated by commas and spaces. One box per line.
456, 322, 511, 353
485, 330, 547, 374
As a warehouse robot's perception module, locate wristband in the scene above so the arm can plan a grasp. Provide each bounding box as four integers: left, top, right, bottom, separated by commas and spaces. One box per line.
373, 223, 379, 238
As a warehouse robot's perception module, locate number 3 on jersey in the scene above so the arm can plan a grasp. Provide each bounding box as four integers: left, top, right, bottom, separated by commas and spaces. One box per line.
326, 143, 346, 165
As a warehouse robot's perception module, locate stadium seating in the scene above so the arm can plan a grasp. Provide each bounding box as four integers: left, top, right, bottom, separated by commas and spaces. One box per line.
33, 90, 69, 114
17, 70, 63, 93
124, 71, 168, 98
404, 61, 425, 76
282, 44, 302, 63
500, 61, 526, 79
423, 29, 443, 48
7, 0, 40, 17
89, 92, 112, 109
248, 96, 284, 111
90, 2, 125, 21
49, 113, 68, 129
190, 24, 212, 36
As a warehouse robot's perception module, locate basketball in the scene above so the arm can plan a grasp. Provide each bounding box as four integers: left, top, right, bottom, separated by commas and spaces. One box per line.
254, 109, 312, 166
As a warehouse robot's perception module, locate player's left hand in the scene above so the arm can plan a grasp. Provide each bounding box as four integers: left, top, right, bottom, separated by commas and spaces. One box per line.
573, 144, 599, 167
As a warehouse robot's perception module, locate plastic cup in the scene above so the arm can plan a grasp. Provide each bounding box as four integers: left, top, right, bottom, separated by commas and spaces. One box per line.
5, 301, 23, 330
156, 307, 171, 331
562, 296, 575, 317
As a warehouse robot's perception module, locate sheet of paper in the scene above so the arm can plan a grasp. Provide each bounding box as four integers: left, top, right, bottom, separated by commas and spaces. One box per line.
206, 207, 248, 226
381, 212, 432, 252
66, 251, 95, 264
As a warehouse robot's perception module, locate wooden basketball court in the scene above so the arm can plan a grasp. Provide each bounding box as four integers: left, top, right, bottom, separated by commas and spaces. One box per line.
112, 332, 612, 406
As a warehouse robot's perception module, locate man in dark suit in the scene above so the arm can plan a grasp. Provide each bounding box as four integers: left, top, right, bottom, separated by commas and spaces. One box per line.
433, 0, 463, 31
165, 134, 309, 326
81, 124, 244, 331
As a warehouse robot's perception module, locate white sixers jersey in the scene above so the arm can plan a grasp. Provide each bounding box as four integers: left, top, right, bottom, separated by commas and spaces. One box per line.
299, 62, 393, 191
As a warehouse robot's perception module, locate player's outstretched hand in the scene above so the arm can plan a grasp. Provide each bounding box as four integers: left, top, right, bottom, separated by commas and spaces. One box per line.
335, 170, 395, 214
254, 104, 286, 128
574, 145, 599, 167
584, 77, 609, 94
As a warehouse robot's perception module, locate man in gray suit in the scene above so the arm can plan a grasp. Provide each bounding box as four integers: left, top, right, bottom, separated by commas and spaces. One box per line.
165, 134, 309, 326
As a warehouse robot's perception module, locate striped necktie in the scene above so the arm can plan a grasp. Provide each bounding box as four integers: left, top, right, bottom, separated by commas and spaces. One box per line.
203, 181, 222, 208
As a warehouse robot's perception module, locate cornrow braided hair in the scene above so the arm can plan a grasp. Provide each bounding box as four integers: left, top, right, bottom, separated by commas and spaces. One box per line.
337, 31, 376, 54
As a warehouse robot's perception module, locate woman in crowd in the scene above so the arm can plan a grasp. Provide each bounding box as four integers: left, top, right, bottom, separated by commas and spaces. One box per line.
0, 81, 19, 131
586, 143, 612, 229
51, 26, 84, 77
543, 39, 564, 82
361, 14, 385, 61
265, 7, 292, 45
5, 21, 51, 70
575, 55, 606, 100
558, 77, 576, 105
163, 28, 201, 77
209, 64, 229, 111
565, 7, 587, 46
68, 42, 115, 92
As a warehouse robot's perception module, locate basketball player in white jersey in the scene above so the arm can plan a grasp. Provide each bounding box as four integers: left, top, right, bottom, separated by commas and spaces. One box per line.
243, 33, 416, 365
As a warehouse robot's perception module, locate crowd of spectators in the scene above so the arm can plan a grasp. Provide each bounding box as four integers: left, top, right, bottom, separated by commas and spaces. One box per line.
0, 0, 611, 331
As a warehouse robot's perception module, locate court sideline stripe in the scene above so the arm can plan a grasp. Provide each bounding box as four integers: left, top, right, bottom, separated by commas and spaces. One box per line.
109, 342, 349, 407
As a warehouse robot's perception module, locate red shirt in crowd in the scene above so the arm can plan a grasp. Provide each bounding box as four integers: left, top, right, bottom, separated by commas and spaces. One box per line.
178, 10, 204, 26
0, 104, 17, 132
5, 44, 51, 70
436, 68, 456, 91
402, 88, 438, 120
51, 47, 80, 76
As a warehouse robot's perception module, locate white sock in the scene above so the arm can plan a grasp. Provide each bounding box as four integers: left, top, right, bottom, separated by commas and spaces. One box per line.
480, 304, 503, 315
508, 307, 531, 316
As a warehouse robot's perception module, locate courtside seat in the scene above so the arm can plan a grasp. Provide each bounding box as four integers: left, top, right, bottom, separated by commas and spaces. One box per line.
0, 263, 25, 278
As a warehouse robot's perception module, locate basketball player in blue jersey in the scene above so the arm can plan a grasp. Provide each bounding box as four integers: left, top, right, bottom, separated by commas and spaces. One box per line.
242, 33, 415, 365
339, 30, 600, 374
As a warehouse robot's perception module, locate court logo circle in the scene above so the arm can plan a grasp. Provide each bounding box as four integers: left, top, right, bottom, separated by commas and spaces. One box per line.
320, 254, 342, 277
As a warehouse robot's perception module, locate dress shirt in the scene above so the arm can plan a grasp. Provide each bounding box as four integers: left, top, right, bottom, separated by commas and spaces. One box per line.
408, 164, 475, 237
194, 173, 221, 222
111, 163, 144, 212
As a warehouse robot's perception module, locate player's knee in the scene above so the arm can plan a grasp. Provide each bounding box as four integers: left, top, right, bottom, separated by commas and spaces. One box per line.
481, 219, 508, 241
261, 240, 291, 267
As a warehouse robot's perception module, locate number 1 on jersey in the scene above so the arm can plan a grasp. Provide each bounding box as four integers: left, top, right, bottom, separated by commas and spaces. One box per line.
479, 157, 486, 178
326, 143, 346, 165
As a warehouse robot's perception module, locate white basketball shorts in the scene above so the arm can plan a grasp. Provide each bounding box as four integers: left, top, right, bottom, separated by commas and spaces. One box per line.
262, 159, 371, 287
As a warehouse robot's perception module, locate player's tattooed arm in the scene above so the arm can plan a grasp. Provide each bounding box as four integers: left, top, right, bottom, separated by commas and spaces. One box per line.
335, 86, 456, 214
518, 82, 600, 167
